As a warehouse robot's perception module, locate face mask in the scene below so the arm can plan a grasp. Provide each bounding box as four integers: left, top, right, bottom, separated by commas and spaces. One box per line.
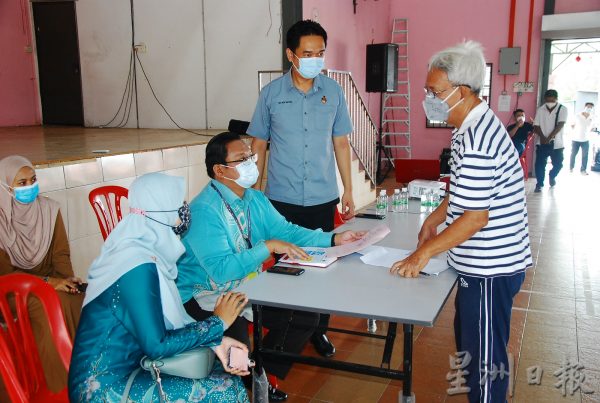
585, 107, 593, 114
517, 116, 525, 123
133, 202, 192, 236
422, 86, 463, 122
11, 182, 40, 204
223, 159, 259, 188
293, 54, 325, 79
546, 102, 557, 109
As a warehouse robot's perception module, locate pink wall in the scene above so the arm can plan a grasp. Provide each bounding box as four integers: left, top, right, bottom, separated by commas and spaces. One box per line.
0, 0, 40, 127
555, 0, 600, 14
305, 0, 545, 160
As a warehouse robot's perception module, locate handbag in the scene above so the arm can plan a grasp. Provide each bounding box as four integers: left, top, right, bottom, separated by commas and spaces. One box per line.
120, 347, 215, 403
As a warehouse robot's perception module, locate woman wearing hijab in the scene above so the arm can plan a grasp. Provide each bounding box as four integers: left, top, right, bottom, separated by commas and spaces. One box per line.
69, 172, 250, 402
0, 155, 84, 394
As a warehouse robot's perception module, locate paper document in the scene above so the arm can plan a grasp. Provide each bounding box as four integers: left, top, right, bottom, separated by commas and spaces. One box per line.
360, 247, 449, 275
279, 247, 337, 267
326, 224, 391, 258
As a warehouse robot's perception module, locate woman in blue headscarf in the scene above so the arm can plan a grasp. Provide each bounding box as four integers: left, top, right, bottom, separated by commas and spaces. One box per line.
68, 173, 250, 402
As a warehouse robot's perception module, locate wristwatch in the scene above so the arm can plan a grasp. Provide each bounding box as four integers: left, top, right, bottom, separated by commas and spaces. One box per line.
330, 234, 336, 247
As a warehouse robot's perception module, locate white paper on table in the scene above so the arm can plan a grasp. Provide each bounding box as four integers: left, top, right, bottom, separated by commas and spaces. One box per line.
326, 224, 391, 258
360, 247, 449, 275
357, 245, 385, 256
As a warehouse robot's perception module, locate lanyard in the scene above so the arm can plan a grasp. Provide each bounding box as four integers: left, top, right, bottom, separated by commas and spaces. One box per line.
211, 183, 252, 248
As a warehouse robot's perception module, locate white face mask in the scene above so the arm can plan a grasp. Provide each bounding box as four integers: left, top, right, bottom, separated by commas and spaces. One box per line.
546, 101, 557, 109
517, 116, 525, 123
585, 107, 593, 114
223, 159, 259, 188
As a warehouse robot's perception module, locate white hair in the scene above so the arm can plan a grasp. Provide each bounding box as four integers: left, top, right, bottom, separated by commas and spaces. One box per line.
428, 40, 486, 94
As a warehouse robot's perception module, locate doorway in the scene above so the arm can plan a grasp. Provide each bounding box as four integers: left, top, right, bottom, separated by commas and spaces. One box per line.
32, 1, 83, 125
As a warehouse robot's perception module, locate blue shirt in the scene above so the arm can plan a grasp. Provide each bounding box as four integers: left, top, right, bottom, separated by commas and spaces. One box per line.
176, 180, 333, 305
247, 71, 353, 206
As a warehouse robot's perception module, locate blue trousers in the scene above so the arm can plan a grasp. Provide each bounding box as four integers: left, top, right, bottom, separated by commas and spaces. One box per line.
454, 272, 525, 403
570, 140, 589, 172
535, 145, 563, 187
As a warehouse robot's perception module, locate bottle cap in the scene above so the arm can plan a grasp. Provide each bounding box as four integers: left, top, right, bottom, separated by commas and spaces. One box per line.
402, 187, 408, 192
394, 189, 400, 194
379, 190, 386, 196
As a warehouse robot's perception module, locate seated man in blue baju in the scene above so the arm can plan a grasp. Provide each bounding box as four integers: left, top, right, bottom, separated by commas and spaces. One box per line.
177, 132, 364, 401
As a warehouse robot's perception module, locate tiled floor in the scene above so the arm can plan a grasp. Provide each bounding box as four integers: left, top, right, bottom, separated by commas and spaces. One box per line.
275, 169, 600, 403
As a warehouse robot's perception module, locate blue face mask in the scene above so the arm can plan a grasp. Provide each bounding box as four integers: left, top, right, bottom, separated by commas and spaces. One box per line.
293, 54, 325, 79
13, 182, 40, 204
422, 86, 463, 123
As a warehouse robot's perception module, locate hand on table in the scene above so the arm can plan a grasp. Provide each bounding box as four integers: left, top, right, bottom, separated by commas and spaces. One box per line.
265, 240, 309, 260
212, 336, 251, 376
333, 230, 367, 246
390, 249, 431, 278
213, 292, 248, 329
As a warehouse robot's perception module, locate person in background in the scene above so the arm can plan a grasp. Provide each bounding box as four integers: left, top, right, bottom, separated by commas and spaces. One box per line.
390, 41, 531, 403
69, 173, 250, 402
248, 20, 354, 359
177, 132, 365, 402
570, 102, 595, 175
0, 155, 84, 396
506, 108, 533, 156
533, 89, 568, 192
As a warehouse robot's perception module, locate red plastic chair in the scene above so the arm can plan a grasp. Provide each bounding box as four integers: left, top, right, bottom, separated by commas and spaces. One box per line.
88, 185, 129, 240
520, 134, 535, 180
0, 273, 72, 402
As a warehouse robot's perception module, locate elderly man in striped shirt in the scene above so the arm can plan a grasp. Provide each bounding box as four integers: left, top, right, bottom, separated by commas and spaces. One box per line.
391, 41, 532, 403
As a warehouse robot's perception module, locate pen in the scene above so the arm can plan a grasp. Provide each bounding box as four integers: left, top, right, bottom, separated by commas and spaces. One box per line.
419, 271, 430, 276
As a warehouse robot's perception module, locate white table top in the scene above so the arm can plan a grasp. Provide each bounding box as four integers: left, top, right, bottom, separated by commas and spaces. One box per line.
237, 202, 457, 327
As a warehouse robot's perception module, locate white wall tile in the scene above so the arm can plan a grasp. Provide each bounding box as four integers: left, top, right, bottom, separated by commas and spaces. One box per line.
187, 144, 207, 166
70, 233, 104, 279
163, 147, 188, 170
134, 150, 164, 175
36, 166, 66, 193
64, 159, 103, 188
164, 167, 189, 201
101, 154, 135, 182
188, 164, 210, 200
66, 184, 102, 240
41, 190, 69, 238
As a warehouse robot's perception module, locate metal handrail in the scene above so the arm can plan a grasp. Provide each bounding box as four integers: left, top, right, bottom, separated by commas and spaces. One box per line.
257, 69, 377, 186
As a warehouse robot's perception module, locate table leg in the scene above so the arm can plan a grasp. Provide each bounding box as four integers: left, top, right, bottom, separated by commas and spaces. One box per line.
252, 304, 264, 372
381, 322, 397, 369
401, 323, 415, 403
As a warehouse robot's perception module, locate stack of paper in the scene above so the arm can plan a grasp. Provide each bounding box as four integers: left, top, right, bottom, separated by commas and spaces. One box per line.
279, 247, 337, 267
359, 247, 449, 276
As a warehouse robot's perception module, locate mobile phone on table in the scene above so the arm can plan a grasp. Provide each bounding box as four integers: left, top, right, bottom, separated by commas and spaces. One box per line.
355, 212, 385, 220
267, 265, 305, 276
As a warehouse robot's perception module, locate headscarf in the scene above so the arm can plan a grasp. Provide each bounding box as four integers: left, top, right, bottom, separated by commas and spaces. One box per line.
83, 172, 193, 330
0, 155, 59, 270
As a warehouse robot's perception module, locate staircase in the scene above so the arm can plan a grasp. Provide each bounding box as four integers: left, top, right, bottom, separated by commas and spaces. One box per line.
257, 70, 377, 210
381, 18, 412, 160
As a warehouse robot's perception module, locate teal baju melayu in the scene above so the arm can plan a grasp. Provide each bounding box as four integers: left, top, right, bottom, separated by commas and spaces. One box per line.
68, 262, 248, 402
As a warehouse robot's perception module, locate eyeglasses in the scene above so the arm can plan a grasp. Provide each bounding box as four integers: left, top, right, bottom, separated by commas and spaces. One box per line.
424, 86, 455, 99
225, 153, 258, 165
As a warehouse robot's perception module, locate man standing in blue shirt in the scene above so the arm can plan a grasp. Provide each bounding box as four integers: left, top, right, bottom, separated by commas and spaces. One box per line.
177, 132, 364, 401
248, 19, 354, 358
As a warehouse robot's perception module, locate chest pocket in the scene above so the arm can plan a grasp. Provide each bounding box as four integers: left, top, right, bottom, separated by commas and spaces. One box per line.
310, 104, 337, 132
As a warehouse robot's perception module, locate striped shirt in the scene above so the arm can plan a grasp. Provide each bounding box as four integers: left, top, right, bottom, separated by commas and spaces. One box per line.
447, 102, 532, 277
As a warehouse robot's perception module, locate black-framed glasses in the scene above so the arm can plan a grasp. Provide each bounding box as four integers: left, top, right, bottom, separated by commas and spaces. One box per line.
225, 153, 258, 165
424, 84, 471, 99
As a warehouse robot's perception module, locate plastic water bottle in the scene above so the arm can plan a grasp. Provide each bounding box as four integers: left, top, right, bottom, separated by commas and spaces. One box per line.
367, 318, 377, 333
420, 193, 428, 213
427, 190, 437, 211
401, 187, 409, 210
391, 189, 401, 213
376, 190, 388, 217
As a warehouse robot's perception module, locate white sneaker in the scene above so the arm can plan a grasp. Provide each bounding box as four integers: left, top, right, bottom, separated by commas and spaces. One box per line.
581, 171, 589, 176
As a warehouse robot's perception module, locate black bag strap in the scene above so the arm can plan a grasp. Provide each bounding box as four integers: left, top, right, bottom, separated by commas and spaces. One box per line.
554, 104, 562, 130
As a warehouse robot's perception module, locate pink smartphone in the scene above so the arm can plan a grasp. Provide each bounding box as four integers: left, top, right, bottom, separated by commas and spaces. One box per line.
228, 346, 255, 371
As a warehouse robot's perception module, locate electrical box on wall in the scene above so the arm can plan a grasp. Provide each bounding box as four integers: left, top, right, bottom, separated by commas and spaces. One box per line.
498, 47, 521, 75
